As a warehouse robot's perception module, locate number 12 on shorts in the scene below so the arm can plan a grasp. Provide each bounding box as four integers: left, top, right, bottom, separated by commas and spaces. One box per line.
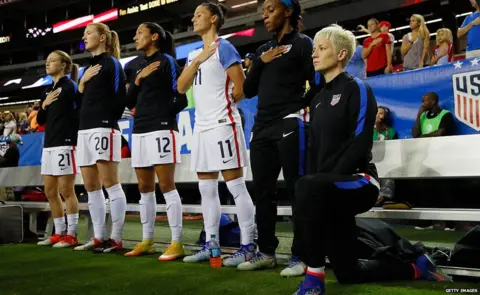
156, 137, 171, 155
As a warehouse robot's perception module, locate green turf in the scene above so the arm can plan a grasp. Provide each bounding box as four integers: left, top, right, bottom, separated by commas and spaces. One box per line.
1, 244, 478, 295
76, 218, 466, 253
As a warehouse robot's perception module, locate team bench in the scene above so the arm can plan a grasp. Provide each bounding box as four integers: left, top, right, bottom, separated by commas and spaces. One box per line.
2, 135, 480, 277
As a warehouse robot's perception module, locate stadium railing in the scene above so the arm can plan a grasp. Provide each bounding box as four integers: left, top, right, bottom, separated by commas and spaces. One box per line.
2, 134, 480, 277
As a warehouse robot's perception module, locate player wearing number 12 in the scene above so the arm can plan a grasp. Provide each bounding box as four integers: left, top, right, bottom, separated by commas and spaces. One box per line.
124, 22, 188, 260
73, 23, 128, 253
36, 50, 80, 248
177, 2, 256, 266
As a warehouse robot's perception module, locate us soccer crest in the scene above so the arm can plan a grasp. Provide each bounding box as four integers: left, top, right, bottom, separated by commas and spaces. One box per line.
330, 94, 341, 106
453, 69, 480, 131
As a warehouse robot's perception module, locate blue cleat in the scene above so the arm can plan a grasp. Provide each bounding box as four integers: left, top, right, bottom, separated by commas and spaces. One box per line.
415, 254, 453, 282
293, 280, 324, 295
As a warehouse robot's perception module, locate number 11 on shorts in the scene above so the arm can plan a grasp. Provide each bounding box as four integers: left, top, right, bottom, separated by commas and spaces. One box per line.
218, 140, 233, 159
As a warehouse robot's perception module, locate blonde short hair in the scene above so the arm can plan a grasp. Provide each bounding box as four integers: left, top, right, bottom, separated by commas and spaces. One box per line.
436, 28, 453, 46
314, 24, 356, 67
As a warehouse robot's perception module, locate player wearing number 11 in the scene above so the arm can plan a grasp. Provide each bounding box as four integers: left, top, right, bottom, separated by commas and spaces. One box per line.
124, 22, 188, 260
177, 2, 256, 266
36, 50, 80, 248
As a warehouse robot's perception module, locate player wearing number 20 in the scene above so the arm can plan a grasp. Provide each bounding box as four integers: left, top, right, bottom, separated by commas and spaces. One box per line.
73, 23, 128, 253
124, 22, 188, 260
36, 50, 81, 248
178, 2, 256, 266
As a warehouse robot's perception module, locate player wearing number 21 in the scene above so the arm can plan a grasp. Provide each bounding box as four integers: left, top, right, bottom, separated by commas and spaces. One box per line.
177, 2, 256, 266
124, 22, 188, 260
36, 50, 81, 248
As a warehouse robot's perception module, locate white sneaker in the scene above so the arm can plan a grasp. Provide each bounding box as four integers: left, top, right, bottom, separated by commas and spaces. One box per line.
415, 226, 433, 230
280, 257, 306, 277
222, 244, 256, 267
237, 252, 276, 271
183, 245, 210, 263
37, 234, 64, 246
73, 238, 101, 251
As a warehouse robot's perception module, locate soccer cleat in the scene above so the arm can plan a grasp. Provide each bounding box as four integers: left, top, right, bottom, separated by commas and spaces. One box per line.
158, 241, 185, 261
414, 225, 433, 230
124, 240, 155, 257
37, 234, 64, 246
415, 254, 453, 282
92, 239, 124, 253
183, 244, 210, 263
52, 235, 78, 248
74, 238, 103, 251
293, 281, 324, 295
222, 243, 256, 267
281, 257, 306, 277
237, 252, 276, 271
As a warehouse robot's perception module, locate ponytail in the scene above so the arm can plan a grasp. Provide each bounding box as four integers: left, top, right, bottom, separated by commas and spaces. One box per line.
51, 50, 78, 82
142, 22, 176, 58
70, 64, 79, 83
161, 31, 176, 59
110, 30, 121, 60
88, 23, 121, 59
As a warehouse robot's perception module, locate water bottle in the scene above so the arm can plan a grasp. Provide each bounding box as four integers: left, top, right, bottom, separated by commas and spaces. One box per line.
209, 234, 222, 268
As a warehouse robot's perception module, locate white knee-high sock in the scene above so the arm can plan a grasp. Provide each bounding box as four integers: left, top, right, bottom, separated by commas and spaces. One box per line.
54, 217, 66, 235
163, 189, 183, 242
88, 189, 106, 241
106, 184, 127, 244
67, 213, 79, 237
139, 191, 156, 241
199, 179, 221, 243
226, 177, 255, 245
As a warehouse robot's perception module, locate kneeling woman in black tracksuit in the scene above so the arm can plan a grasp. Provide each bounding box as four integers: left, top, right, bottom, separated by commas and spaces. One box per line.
293, 24, 452, 295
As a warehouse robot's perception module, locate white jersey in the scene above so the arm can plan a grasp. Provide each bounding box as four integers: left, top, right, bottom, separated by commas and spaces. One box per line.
187, 39, 242, 131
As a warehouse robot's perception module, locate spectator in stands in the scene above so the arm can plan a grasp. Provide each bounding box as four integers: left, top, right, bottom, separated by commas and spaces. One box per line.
28, 103, 40, 132
17, 112, 29, 134
374, 106, 397, 206
244, 53, 255, 73
362, 18, 393, 77
380, 21, 395, 55
3, 112, 17, 136
401, 14, 430, 70
24, 104, 32, 117
431, 28, 454, 66
0, 134, 22, 168
457, 0, 480, 59
0, 113, 5, 135
345, 41, 366, 78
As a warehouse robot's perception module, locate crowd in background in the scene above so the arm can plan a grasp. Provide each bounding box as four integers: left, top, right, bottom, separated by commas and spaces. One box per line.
346, 14, 458, 79
0, 102, 45, 137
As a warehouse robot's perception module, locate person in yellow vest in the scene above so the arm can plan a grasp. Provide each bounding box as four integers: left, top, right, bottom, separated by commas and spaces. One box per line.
412, 92, 454, 138
412, 92, 455, 231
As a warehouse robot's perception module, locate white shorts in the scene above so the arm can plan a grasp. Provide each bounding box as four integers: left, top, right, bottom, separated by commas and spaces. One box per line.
131, 130, 181, 168
41, 146, 79, 176
191, 124, 248, 173
77, 128, 122, 167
